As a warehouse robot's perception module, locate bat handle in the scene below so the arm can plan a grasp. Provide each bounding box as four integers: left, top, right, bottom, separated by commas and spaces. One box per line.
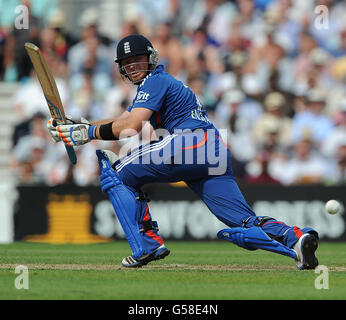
65, 144, 77, 165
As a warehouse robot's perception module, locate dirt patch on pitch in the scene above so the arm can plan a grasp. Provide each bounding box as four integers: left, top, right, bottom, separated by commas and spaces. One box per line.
0, 263, 345, 272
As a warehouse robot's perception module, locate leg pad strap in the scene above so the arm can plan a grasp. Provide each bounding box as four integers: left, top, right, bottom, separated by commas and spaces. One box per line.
140, 220, 159, 233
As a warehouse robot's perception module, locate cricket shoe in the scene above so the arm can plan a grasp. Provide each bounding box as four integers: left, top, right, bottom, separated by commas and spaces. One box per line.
122, 245, 170, 268
293, 233, 319, 270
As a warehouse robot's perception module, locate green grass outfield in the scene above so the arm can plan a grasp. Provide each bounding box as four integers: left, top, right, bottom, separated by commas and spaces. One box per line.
0, 241, 345, 300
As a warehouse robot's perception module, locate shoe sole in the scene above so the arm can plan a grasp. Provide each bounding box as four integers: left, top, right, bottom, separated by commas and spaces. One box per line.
123, 248, 170, 268
139, 248, 170, 267
300, 234, 319, 270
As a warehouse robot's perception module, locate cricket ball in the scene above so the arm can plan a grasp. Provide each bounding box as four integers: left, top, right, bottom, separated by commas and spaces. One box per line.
325, 200, 340, 215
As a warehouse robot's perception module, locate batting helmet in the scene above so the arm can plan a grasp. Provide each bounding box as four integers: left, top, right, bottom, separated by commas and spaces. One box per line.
114, 34, 158, 66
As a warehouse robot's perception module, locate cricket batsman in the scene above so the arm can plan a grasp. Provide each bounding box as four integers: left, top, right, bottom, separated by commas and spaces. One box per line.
47, 34, 319, 269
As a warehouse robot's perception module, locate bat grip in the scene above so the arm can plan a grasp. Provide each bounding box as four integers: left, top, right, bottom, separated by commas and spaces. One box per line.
65, 144, 77, 165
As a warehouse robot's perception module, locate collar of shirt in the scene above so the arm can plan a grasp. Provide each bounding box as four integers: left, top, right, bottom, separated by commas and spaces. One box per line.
151, 64, 164, 75
136, 65, 164, 86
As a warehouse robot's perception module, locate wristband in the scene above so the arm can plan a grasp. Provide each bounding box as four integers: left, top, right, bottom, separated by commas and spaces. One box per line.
99, 122, 117, 140
88, 125, 97, 140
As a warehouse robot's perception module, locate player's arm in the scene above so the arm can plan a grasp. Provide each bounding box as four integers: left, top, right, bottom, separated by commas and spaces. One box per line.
90, 110, 131, 127
92, 108, 153, 140
47, 108, 153, 146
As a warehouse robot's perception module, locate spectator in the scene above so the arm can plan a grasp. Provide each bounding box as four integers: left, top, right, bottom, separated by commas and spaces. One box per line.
271, 137, 329, 185
225, 51, 248, 89
264, 0, 302, 56
325, 144, 346, 186
235, 0, 266, 42
46, 10, 78, 62
135, 0, 181, 32
68, 37, 112, 120
117, 20, 141, 40
204, 46, 239, 100
304, 47, 335, 104
12, 64, 69, 122
12, 111, 46, 147
292, 31, 318, 90
151, 22, 185, 78
77, 6, 112, 46
244, 150, 281, 185
216, 89, 257, 176
310, 0, 346, 57
252, 91, 292, 148
11, 112, 53, 185
247, 112, 289, 185
216, 88, 262, 131
67, 7, 113, 76
291, 89, 334, 147
246, 23, 286, 91
104, 69, 137, 119
69, 142, 103, 186
222, 18, 251, 55
183, 28, 215, 81
0, 26, 6, 80
321, 100, 346, 159
68, 63, 109, 120
3, 0, 42, 81
184, 0, 235, 44
206, 0, 237, 44
188, 75, 217, 117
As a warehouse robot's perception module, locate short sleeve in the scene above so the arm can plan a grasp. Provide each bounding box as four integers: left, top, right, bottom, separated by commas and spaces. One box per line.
131, 75, 169, 112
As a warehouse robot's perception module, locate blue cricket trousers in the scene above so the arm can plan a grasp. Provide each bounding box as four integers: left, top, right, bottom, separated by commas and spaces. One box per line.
112, 129, 314, 254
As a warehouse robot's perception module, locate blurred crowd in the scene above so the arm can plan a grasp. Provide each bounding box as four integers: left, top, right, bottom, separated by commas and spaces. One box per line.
0, 0, 345, 186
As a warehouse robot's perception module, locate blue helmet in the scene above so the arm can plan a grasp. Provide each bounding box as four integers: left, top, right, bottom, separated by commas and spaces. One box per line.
114, 34, 158, 68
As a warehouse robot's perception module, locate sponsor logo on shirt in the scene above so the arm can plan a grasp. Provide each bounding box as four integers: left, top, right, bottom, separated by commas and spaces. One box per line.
135, 90, 150, 103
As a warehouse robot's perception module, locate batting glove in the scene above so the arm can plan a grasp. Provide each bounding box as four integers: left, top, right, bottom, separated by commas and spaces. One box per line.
47, 118, 69, 142
47, 116, 96, 146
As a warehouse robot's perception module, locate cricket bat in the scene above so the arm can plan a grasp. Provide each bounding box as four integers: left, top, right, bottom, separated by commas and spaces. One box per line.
24, 42, 77, 165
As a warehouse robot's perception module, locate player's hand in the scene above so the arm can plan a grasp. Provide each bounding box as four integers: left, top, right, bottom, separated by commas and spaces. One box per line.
47, 118, 62, 142
56, 122, 91, 146
47, 116, 94, 146
47, 115, 75, 143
